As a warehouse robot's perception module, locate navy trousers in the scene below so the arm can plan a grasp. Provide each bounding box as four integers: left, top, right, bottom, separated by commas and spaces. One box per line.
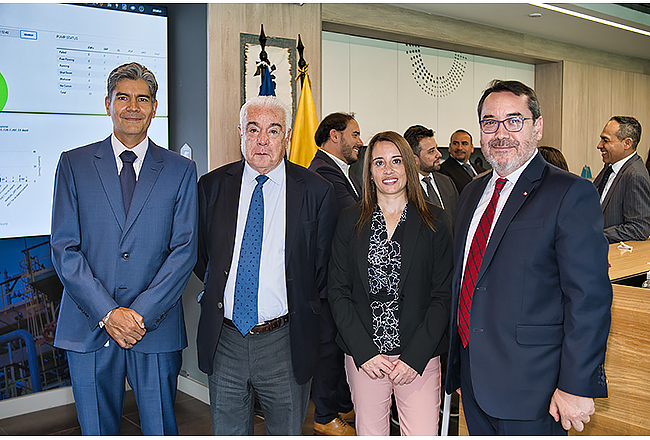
67, 341, 182, 435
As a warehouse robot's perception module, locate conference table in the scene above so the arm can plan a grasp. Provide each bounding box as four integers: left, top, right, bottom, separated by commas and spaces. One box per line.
458, 240, 650, 435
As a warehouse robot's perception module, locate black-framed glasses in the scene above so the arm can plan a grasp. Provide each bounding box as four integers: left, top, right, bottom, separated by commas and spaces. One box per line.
479, 116, 533, 134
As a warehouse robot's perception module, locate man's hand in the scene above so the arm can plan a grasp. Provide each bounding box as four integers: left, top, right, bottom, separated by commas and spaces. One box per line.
388, 358, 417, 386
549, 388, 595, 432
361, 354, 394, 379
104, 307, 146, 349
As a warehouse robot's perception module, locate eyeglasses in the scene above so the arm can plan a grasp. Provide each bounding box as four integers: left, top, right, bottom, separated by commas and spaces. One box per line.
479, 116, 533, 134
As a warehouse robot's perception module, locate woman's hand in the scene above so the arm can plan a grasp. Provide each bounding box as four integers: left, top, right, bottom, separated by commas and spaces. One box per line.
389, 358, 417, 385
361, 354, 395, 379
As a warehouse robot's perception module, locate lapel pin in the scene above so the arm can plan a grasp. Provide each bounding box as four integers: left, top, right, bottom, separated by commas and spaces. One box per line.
523, 191, 528, 196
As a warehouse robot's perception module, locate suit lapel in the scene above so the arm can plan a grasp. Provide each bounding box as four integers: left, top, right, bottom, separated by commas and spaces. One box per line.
223, 161, 245, 261
397, 205, 419, 296
601, 154, 639, 210
318, 150, 361, 201
93, 136, 126, 230
356, 217, 371, 298
477, 154, 545, 283
123, 141, 163, 236
285, 161, 304, 262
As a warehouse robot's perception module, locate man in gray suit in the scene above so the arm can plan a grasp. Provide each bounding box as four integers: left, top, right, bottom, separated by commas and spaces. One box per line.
593, 116, 650, 243
404, 125, 458, 228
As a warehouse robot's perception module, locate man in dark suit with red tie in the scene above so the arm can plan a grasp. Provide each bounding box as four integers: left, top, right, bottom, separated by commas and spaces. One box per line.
307, 112, 363, 435
446, 80, 612, 435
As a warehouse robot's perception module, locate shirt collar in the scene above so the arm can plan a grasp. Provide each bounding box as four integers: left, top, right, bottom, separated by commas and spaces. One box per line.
489, 149, 539, 188
243, 158, 286, 187
611, 152, 636, 174
111, 134, 148, 161
321, 148, 351, 177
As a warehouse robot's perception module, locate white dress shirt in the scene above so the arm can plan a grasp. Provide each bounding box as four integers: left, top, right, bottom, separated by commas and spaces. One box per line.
600, 152, 637, 203
224, 160, 288, 323
111, 134, 148, 180
461, 150, 538, 278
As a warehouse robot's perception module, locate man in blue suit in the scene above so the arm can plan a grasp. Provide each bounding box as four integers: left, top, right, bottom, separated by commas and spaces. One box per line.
51, 62, 198, 435
445, 80, 611, 435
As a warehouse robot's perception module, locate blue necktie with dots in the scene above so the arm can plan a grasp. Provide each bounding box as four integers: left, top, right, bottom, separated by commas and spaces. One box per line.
232, 174, 269, 335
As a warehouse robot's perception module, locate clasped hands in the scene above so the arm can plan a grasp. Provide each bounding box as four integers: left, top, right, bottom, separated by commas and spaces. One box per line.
361, 354, 417, 385
103, 307, 146, 349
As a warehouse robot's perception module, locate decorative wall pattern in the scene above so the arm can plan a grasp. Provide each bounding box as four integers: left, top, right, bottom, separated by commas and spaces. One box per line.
322, 32, 535, 148
407, 45, 468, 98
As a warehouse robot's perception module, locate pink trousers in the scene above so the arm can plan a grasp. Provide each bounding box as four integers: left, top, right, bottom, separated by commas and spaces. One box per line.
345, 354, 441, 436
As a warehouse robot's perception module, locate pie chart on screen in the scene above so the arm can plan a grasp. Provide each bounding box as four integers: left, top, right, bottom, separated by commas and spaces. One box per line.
0, 72, 7, 112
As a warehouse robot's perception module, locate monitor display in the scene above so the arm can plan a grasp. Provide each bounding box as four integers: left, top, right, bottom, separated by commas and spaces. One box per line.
0, 3, 168, 239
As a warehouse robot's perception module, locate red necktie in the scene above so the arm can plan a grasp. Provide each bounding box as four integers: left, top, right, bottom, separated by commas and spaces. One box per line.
458, 178, 508, 348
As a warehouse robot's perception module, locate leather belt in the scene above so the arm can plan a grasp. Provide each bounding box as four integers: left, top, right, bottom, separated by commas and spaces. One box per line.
223, 314, 289, 334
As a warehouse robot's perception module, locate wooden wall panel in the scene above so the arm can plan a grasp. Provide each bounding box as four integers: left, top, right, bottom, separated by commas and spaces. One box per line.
535, 62, 563, 151
574, 284, 650, 435
207, 3, 321, 171
633, 73, 650, 166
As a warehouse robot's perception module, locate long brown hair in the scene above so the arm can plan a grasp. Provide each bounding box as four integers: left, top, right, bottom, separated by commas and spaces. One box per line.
357, 131, 436, 231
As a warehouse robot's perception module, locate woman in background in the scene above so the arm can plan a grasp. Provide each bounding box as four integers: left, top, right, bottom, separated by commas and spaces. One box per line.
328, 131, 452, 435
538, 145, 570, 172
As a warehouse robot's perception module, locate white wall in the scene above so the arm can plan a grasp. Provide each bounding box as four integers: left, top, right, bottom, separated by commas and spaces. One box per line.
322, 32, 535, 147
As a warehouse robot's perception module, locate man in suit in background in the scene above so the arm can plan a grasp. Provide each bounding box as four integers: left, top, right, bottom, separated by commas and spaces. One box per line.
593, 116, 650, 243
446, 79, 611, 435
439, 129, 485, 193
51, 62, 198, 435
307, 112, 362, 436
404, 125, 459, 228
194, 96, 337, 435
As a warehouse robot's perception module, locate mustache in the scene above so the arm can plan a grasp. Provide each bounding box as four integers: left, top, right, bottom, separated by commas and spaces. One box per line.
488, 138, 519, 148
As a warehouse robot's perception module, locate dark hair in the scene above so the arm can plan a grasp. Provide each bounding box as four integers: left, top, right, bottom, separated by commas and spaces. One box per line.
358, 131, 435, 231
610, 116, 642, 150
477, 79, 540, 121
450, 129, 473, 145
314, 112, 356, 147
403, 125, 434, 156
538, 146, 569, 172
107, 62, 158, 101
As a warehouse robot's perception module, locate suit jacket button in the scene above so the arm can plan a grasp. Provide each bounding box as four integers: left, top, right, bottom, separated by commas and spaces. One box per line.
217, 302, 223, 309
122, 252, 130, 260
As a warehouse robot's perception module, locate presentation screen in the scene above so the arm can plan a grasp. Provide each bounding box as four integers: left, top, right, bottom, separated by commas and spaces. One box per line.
0, 3, 168, 239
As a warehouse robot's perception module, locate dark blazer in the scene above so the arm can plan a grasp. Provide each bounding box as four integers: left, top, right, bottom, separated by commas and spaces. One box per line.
439, 157, 485, 194
446, 152, 612, 420
328, 202, 452, 375
593, 153, 650, 243
51, 136, 198, 353
194, 159, 337, 385
309, 149, 361, 214
432, 171, 458, 226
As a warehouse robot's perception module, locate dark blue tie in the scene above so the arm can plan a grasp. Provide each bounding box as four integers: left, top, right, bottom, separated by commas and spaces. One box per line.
232, 174, 269, 335
119, 150, 137, 214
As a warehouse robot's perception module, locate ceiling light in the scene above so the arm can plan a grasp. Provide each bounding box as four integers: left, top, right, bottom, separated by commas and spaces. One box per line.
529, 2, 650, 37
